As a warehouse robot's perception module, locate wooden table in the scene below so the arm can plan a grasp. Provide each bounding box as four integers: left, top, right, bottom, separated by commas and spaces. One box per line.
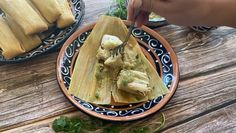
1, 0, 236, 132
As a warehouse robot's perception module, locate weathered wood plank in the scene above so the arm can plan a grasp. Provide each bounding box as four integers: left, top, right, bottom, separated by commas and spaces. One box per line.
4, 112, 82, 133
156, 26, 236, 79
163, 103, 236, 133
0, 53, 57, 87
0, 74, 76, 131
0, 52, 76, 131
1, 62, 236, 132
79, 0, 110, 27
3, 102, 236, 133
161, 64, 236, 127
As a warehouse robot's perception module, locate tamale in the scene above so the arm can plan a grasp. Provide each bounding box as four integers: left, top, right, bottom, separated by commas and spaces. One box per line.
57, 0, 75, 28
0, 0, 48, 35
112, 44, 169, 103
69, 16, 119, 104
31, 0, 62, 23
69, 16, 169, 105
26, 0, 51, 27
6, 16, 42, 52
0, 17, 24, 59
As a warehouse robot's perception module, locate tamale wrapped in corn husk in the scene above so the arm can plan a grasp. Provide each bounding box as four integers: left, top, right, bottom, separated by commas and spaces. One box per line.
57, 0, 75, 28
69, 16, 169, 105
0, 0, 48, 35
25, 0, 57, 38
26, 0, 51, 27
6, 16, 42, 52
0, 17, 24, 59
31, 0, 62, 23
112, 45, 169, 103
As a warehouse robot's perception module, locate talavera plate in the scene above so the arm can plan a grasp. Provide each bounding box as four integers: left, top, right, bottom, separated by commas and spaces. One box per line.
147, 13, 167, 28
0, 0, 85, 63
57, 21, 179, 121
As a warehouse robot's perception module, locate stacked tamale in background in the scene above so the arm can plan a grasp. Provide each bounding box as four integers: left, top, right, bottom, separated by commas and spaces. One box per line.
0, 0, 75, 59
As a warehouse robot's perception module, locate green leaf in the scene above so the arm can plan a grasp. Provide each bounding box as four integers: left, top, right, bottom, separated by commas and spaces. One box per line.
103, 125, 121, 133
52, 116, 69, 132
106, 0, 127, 20
52, 116, 83, 133
82, 117, 104, 131
95, 93, 100, 99
52, 113, 166, 133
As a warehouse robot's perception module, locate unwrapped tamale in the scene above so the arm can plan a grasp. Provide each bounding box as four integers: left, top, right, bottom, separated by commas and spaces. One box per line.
31, 0, 62, 23
0, 0, 48, 35
69, 16, 169, 105
57, 0, 75, 28
0, 17, 24, 59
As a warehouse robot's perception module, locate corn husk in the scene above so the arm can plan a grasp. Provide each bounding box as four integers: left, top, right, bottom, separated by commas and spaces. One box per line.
0, 17, 24, 59
31, 0, 62, 23
25, 0, 51, 27
0, 0, 48, 35
69, 16, 169, 105
57, 0, 75, 28
6, 16, 42, 52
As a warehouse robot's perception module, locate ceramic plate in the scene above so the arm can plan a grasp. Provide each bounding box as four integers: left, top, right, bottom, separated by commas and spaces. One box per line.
0, 0, 85, 63
147, 13, 167, 28
57, 21, 179, 121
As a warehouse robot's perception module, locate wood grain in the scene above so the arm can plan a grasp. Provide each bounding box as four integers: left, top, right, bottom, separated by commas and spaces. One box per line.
1, 0, 236, 132
3, 102, 236, 133
1, 61, 236, 132
156, 26, 236, 79
80, 0, 110, 27
4, 112, 82, 133
163, 103, 236, 133
0, 53, 76, 131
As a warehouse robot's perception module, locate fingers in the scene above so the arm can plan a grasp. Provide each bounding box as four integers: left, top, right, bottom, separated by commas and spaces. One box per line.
128, 0, 142, 21
128, 0, 171, 27
128, 0, 149, 27
135, 11, 150, 27
141, 0, 172, 15
127, 0, 133, 21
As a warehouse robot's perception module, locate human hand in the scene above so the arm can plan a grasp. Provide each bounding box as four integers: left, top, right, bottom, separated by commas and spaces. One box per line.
128, 0, 236, 27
